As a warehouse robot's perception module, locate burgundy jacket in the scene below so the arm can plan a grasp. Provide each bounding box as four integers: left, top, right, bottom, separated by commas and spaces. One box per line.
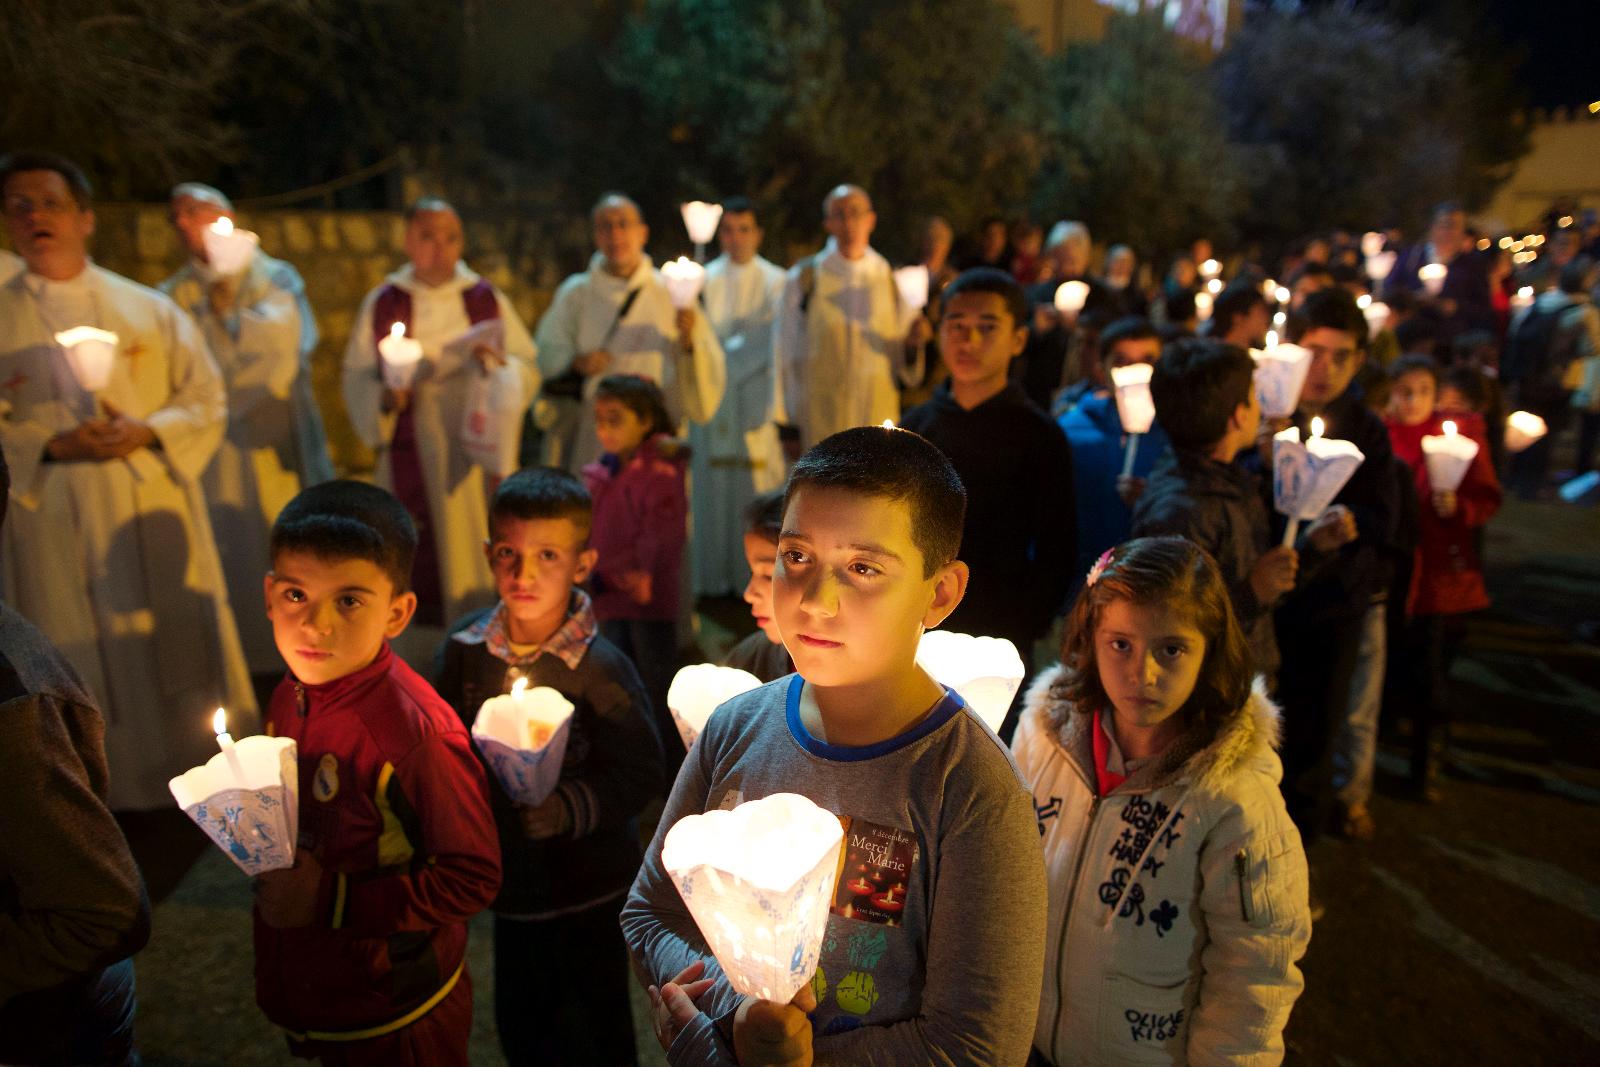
1387, 412, 1501, 617
582, 434, 688, 622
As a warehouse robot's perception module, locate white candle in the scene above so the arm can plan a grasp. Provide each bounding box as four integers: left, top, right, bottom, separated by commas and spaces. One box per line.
1365, 250, 1396, 283
1511, 286, 1534, 312
1421, 420, 1479, 491
170, 711, 300, 875
1419, 262, 1448, 296
667, 664, 764, 749
470, 677, 575, 806
892, 265, 930, 311
680, 200, 723, 247
202, 215, 260, 276
1503, 410, 1548, 454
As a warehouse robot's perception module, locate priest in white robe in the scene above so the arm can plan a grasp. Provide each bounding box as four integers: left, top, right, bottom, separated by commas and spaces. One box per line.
690, 197, 786, 596
161, 182, 334, 672
342, 197, 538, 628
0, 248, 20, 283
534, 193, 725, 472
774, 183, 928, 448
0, 151, 254, 811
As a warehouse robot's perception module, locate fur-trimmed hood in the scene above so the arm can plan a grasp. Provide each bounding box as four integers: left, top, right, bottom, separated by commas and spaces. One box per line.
1021, 663, 1284, 795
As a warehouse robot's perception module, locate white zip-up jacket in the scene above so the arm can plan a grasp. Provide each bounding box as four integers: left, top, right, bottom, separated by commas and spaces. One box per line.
1012, 667, 1311, 1066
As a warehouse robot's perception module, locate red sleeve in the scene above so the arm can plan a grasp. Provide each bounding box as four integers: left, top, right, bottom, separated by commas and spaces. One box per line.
322, 731, 501, 936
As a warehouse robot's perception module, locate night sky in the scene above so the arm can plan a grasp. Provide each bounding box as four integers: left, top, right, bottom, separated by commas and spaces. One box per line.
1484, 1, 1600, 110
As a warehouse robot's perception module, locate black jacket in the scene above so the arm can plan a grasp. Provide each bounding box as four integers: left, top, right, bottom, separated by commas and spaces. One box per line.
900, 381, 1077, 644
435, 611, 662, 919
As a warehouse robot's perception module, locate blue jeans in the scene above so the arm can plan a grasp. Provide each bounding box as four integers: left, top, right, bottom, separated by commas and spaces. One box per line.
0, 959, 139, 1066
1333, 601, 1387, 809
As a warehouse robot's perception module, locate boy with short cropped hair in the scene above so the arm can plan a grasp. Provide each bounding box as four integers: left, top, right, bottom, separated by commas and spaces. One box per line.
434, 466, 662, 1065
1132, 338, 1354, 682
899, 267, 1076, 737
624, 425, 1047, 1066
254, 480, 500, 1064
720, 488, 793, 683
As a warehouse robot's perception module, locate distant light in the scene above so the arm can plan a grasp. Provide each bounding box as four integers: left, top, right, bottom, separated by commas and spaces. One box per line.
1511, 240, 1524, 252
1476, 238, 1491, 250
1206, 278, 1223, 294
1589, 101, 1600, 114
1274, 310, 1287, 325
1357, 294, 1372, 309
1275, 286, 1291, 304
1559, 215, 1574, 228
1498, 236, 1513, 249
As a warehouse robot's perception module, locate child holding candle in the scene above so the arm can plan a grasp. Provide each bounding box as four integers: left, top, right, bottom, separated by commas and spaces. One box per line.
624, 426, 1047, 1065
582, 373, 689, 772
1012, 537, 1311, 1066
1133, 339, 1354, 685
434, 466, 662, 1065
1384, 355, 1501, 798
253, 480, 500, 1064
719, 488, 794, 683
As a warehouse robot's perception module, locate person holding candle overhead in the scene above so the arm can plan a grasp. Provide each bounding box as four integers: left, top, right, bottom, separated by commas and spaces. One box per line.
625, 425, 1046, 1066
162, 181, 335, 674
0, 446, 152, 1066
773, 183, 929, 449
342, 196, 540, 633
0, 149, 256, 811
1384, 354, 1501, 800
691, 195, 788, 598
898, 267, 1078, 741
534, 192, 725, 473
434, 466, 662, 1065
1267, 288, 1398, 847
255, 479, 500, 1063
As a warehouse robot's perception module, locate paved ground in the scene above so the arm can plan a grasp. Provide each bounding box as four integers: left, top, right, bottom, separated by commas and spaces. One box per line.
121, 497, 1598, 1066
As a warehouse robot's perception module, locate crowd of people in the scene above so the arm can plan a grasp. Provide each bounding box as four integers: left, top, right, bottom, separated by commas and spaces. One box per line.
2, 144, 1596, 1066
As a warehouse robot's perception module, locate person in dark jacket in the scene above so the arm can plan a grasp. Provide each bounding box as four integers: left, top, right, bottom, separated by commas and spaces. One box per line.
1061, 317, 1168, 579
1133, 339, 1351, 683
435, 467, 662, 1067
1270, 290, 1400, 842
899, 268, 1076, 740
0, 447, 150, 1067
1382, 201, 1496, 341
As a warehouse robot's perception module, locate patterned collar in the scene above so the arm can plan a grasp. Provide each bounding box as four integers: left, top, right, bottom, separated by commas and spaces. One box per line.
456, 588, 596, 670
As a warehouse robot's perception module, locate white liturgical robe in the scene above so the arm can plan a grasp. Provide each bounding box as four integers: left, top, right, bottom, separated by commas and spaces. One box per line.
690, 253, 787, 595
342, 262, 539, 627
534, 253, 726, 472
774, 238, 920, 447
0, 264, 256, 810
162, 250, 334, 671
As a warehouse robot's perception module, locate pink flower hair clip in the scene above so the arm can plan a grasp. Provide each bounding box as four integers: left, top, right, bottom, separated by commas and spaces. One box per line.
1086, 549, 1115, 588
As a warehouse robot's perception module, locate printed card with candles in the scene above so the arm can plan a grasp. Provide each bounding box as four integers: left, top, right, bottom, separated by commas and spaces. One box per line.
914, 630, 1024, 735
1273, 422, 1365, 526
168, 709, 299, 876
831, 816, 918, 928
667, 663, 764, 750
1421, 420, 1479, 492
1252, 343, 1313, 420
470, 678, 575, 807
662, 792, 845, 1003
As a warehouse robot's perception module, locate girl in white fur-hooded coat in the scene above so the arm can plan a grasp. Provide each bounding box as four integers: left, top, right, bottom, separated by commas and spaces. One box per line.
1013, 537, 1311, 1066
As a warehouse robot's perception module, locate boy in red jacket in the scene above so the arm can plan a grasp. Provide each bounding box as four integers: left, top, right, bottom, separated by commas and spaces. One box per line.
254, 480, 501, 1063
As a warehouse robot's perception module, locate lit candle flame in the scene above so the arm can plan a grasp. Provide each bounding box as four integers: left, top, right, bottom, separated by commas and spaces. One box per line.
511, 676, 529, 697
388, 321, 406, 340
210, 216, 234, 236
1311, 417, 1325, 438
1442, 420, 1457, 437
212, 707, 227, 735
881, 419, 896, 430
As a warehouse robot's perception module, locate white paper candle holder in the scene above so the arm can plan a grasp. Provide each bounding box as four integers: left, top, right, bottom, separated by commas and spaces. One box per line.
915, 630, 1024, 734
1365, 250, 1396, 283
661, 256, 707, 310
169, 717, 298, 876
471, 678, 575, 807
662, 792, 845, 1003
377, 322, 425, 390
893, 265, 930, 311
1421, 421, 1479, 492
54, 327, 119, 394
667, 663, 764, 750
1363, 300, 1389, 336
1361, 231, 1386, 259
1109, 362, 1156, 435
1503, 411, 1548, 454
1054, 280, 1089, 316
1252, 343, 1313, 420
680, 201, 723, 248
203, 216, 260, 276
1273, 422, 1365, 545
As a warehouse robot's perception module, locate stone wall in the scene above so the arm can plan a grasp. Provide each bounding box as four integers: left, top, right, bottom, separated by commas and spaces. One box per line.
1481, 110, 1600, 233
84, 203, 562, 474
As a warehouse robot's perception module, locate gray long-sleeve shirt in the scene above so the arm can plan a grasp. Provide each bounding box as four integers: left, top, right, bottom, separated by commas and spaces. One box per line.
622, 674, 1047, 1066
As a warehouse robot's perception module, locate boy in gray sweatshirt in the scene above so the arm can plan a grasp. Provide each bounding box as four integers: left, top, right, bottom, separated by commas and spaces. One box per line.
622, 425, 1047, 1066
